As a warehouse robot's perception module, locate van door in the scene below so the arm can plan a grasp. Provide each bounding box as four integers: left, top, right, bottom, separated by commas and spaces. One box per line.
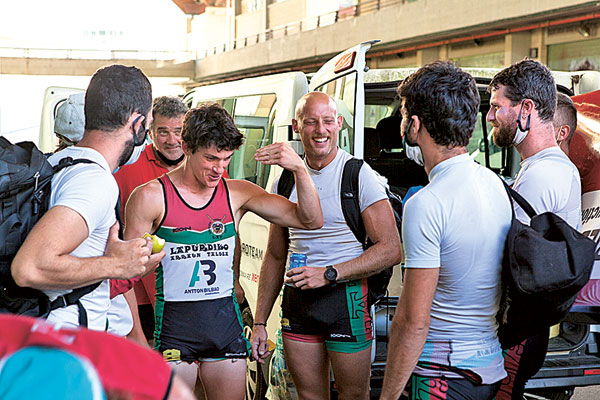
309, 40, 377, 159
39, 87, 84, 153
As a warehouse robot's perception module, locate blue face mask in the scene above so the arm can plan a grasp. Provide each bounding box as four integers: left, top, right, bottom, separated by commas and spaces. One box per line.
513, 100, 531, 145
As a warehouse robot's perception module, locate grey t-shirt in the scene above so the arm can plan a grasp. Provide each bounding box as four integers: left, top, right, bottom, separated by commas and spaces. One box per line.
273, 148, 388, 269
513, 146, 582, 230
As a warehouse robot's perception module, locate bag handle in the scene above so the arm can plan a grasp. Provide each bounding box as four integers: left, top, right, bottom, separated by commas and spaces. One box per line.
499, 178, 538, 219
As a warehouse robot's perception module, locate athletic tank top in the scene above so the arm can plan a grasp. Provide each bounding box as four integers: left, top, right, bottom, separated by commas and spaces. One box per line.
155, 176, 237, 302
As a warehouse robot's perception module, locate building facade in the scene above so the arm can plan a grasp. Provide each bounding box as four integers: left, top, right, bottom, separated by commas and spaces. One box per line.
180, 0, 600, 86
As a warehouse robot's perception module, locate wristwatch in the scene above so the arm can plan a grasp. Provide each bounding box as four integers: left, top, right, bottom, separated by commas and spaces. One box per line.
324, 265, 338, 287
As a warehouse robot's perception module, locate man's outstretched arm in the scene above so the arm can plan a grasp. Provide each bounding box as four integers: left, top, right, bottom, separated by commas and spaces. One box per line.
11, 206, 162, 290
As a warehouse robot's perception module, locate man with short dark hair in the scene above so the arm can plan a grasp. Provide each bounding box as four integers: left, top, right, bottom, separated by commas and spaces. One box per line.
487, 60, 582, 400
381, 62, 512, 400
11, 65, 164, 331
554, 92, 578, 154
124, 102, 322, 399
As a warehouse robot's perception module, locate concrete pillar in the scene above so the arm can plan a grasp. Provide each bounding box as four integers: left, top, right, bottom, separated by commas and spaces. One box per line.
186, 16, 194, 55
262, 0, 269, 34
416, 47, 440, 66
530, 28, 547, 65
504, 31, 531, 66
438, 44, 449, 61
227, 0, 236, 51
367, 57, 379, 69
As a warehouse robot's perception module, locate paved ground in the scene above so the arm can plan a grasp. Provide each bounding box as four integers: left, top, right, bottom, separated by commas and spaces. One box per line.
573, 385, 600, 399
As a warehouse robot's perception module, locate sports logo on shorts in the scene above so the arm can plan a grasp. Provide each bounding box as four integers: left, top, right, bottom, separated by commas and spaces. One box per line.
207, 215, 227, 236
162, 349, 181, 362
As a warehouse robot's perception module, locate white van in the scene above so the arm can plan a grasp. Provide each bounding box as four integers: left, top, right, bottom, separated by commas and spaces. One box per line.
38, 86, 84, 153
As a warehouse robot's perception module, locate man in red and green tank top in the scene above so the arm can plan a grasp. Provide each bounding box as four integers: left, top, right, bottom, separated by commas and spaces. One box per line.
123, 103, 323, 400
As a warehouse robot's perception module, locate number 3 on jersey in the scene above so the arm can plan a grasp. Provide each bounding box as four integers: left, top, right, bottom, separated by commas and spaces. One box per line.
189, 260, 216, 287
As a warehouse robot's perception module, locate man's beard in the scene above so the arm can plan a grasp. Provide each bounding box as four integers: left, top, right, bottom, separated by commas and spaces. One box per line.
492, 109, 518, 147
117, 138, 134, 167
404, 122, 418, 146
405, 132, 418, 147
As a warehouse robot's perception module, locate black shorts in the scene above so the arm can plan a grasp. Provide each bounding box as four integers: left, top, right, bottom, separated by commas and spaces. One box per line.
138, 304, 155, 340
281, 279, 373, 353
155, 296, 249, 362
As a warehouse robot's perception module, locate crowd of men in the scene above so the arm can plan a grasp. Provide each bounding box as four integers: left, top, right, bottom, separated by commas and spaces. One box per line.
3, 56, 586, 400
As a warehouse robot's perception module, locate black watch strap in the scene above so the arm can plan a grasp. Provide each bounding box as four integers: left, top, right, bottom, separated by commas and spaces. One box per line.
324, 265, 338, 287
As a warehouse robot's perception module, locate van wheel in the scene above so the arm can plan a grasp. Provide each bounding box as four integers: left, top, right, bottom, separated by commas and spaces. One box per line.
242, 304, 267, 400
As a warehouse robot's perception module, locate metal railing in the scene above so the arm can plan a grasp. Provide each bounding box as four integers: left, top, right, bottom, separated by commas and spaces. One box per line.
201, 0, 408, 58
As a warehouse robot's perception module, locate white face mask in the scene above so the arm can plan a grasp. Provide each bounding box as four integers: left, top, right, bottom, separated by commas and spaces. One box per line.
513, 101, 531, 146
123, 142, 145, 166
404, 142, 424, 166
119, 115, 148, 167
402, 117, 425, 167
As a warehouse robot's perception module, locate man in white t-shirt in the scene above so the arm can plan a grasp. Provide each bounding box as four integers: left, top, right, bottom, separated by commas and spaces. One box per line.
380, 62, 512, 400
251, 92, 402, 399
11, 65, 165, 331
487, 60, 582, 400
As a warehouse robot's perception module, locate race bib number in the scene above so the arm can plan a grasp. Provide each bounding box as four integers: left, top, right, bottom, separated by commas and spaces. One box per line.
161, 240, 235, 301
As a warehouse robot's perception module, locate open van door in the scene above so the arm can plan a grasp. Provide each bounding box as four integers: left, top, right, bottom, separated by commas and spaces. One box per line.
309, 40, 378, 159
39, 87, 84, 153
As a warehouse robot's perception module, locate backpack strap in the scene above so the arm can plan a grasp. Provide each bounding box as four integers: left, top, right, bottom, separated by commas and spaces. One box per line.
507, 186, 538, 219
49, 283, 101, 326
31, 157, 96, 215
340, 158, 366, 247
277, 158, 366, 247
53, 157, 95, 173
499, 179, 537, 219
276, 168, 296, 199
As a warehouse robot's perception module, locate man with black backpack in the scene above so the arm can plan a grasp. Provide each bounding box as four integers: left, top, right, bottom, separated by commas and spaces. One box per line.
250, 91, 402, 399
487, 60, 583, 400
10, 65, 165, 331
380, 62, 513, 400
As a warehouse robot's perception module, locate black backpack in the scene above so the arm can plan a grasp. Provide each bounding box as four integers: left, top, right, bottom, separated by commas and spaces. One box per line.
0, 136, 100, 325
496, 180, 595, 349
277, 158, 402, 306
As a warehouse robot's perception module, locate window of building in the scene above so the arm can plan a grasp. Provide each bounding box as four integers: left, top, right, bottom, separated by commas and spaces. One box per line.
452, 52, 504, 68
548, 38, 600, 71
241, 0, 262, 13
